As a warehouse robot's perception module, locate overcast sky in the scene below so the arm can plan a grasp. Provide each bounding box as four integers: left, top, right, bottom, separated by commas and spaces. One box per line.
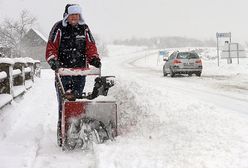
0, 0, 247, 42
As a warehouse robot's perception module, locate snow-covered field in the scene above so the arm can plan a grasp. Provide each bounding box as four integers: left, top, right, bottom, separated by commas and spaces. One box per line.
0, 45, 248, 168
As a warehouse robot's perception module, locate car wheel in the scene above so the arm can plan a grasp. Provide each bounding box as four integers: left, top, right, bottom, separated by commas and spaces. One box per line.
170, 68, 175, 77
196, 72, 201, 77
188, 73, 193, 77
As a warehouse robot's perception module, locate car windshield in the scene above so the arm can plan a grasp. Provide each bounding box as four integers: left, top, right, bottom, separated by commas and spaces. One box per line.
177, 52, 199, 59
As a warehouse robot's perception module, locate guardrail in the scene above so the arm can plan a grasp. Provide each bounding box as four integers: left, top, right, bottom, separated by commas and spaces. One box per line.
0, 57, 41, 109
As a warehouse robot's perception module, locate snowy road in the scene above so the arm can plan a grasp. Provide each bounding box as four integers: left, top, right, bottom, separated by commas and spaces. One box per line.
0, 45, 248, 168
130, 55, 248, 115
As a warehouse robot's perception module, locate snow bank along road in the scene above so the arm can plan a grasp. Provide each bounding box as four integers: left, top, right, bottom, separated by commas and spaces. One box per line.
0, 45, 248, 168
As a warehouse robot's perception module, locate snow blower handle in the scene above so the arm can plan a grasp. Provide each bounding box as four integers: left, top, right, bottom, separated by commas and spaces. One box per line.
57, 67, 101, 77
55, 71, 78, 101
55, 71, 65, 95
55, 67, 102, 101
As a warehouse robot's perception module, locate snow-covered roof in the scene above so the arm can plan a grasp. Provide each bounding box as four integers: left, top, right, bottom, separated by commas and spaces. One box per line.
31, 28, 48, 42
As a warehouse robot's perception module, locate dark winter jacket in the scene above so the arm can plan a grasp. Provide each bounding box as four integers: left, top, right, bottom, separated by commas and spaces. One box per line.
46, 20, 99, 68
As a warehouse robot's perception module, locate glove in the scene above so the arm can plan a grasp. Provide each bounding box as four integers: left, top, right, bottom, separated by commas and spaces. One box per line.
48, 59, 60, 71
90, 57, 101, 68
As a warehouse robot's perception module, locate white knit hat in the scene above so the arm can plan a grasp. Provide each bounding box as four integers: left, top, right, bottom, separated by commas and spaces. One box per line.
62, 5, 85, 27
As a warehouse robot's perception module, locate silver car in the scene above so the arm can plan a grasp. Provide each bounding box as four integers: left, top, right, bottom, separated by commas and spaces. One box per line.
163, 51, 203, 77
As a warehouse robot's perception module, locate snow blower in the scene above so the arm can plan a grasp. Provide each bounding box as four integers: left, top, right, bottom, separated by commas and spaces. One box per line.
55, 67, 117, 151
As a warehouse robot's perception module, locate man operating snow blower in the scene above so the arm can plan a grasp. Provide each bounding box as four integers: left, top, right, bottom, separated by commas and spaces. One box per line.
45, 4, 101, 147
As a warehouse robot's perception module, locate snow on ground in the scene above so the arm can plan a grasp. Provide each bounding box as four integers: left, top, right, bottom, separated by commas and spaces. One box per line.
0, 45, 248, 168
96, 45, 248, 168
0, 71, 95, 168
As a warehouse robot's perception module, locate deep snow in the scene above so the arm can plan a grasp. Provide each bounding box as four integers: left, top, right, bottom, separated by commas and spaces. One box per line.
0, 45, 248, 168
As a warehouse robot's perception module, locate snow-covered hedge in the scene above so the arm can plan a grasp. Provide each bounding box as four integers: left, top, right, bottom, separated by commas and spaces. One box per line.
0, 57, 41, 109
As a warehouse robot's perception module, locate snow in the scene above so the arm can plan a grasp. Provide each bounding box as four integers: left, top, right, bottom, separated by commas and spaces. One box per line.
0, 71, 95, 168
32, 28, 48, 42
76, 95, 116, 102
12, 85, 26, 98
0, 94, 12, 108
0, 57, 39, 65
24, 57, 35, 64
34, 60, 41, 63
0, 58, 14, 65
12, 69, 22, 76
0, 45, 248, 168
25, 67, 32, 73
13, 58, 27, 64
24, 57, 40, 64
97, 45, 248, 167
0, 71, 7, 80
25, 79, 33, 89
58, 67, 100, 76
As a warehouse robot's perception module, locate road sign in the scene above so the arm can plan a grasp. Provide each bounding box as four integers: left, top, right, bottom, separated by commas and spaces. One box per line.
216, 32, 231, 38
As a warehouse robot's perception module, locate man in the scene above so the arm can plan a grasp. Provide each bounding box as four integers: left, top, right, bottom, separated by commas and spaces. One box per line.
45, 4, 101, 146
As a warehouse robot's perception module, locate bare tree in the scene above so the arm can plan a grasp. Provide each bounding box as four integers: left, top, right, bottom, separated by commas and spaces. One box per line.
0, 10, 36, 57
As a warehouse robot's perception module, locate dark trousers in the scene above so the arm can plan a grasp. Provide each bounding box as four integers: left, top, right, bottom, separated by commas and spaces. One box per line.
55, 76, 86, 122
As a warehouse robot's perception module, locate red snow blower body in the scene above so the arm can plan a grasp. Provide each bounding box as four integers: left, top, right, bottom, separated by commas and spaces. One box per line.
56, 67, 117, 150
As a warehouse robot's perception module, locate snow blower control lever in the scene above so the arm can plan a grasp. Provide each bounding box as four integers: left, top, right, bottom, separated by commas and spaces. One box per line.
84, 76, 115, 100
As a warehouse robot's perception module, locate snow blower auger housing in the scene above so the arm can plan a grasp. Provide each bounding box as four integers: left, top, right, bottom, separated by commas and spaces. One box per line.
55, 67, 117, 151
